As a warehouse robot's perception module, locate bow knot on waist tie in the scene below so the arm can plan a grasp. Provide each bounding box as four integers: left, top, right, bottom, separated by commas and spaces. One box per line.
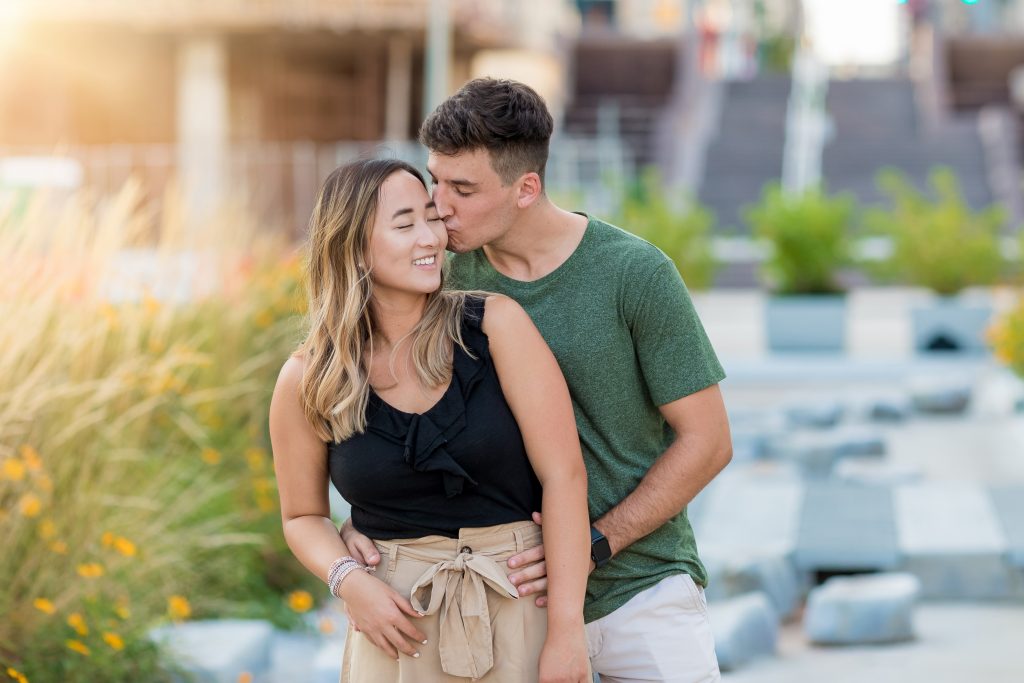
409, 551, 519, 679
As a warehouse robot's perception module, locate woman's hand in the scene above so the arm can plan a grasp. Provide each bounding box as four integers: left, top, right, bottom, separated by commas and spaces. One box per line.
338, 569, 426, 659
538, 629, 590, 683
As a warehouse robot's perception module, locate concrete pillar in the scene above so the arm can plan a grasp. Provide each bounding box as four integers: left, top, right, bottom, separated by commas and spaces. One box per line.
385, 36, 413, 141
423, 0, 451, 120
176, 35, 229, 224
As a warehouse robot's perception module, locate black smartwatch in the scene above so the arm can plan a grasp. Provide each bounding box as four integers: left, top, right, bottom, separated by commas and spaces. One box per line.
590, 526, 612, 568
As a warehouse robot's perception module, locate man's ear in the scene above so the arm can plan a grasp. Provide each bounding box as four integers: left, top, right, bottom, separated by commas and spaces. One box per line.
515, 172, 543, 209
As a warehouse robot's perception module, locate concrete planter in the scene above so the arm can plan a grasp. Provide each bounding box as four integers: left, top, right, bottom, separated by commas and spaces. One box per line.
911, 296, 993, 353
764, 295, 846, 353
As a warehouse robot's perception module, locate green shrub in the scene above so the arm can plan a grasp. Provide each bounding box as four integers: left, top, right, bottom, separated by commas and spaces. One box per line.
744, 183, 855, 295
0, 185, 320, 682
612, 170, 717, 289
864, 167, 1007, 296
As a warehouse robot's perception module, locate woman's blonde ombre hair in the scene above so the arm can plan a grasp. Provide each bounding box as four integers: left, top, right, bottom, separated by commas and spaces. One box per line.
298, 158, 471, 442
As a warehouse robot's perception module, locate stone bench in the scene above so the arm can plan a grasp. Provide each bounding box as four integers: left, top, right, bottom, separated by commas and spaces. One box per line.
804, 572, 920, 645
709, 592, 778, 671
150, 619, 274, 683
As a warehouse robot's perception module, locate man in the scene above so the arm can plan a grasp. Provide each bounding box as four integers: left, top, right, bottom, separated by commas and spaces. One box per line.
344, 78, 732, 682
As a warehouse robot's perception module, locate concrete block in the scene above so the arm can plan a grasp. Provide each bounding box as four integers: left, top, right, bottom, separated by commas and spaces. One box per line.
833, 458, 923, 486
312, 639, 346, 683
695, 468, 804, 558
794, 483, 900, 571
150, 619, 274, 683
895, 483, 1018, 599
710, 592, 779, 671
785, 402, 844, 429
991, 486, 1024, 568
804, 573, 920, 644
704, 551, 805, 619
766, 428, 886, 478
910, 385, 971, 415
867, 396, 911, 423
268, 631, 319, 683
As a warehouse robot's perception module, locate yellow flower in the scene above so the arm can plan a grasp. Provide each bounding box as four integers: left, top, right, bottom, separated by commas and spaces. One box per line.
6, 667, 28, 683
50, 540, 68, 555
114, 598, 131, 620
67, 612, 89, 636
168, 595, 191, 621
19, 445, 43, 472
244, 448, 267, 473
237, 673, 253, 683
101, 531, 115, 547
66, 639, 90, 656
18, 494, 41, 517
287, 590, 314, 613
142, 292, 162, 317
101, 303, 120, 330
200, 447, 222, 465
113, 537, 137, 558
33, 597, 56, 615
38, 519, 57, 540
76, 563, 104, 578
252, 477, 275, 495
102, 632, 125, 651
318, 617, 335, 635
34, 474, 53, 493
255, 493, 276, 513
1, 458, 26, 481
254, 309, 275, 329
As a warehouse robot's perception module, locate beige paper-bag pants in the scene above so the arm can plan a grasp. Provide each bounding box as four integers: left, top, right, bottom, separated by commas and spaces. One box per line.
341, 520, 550, 682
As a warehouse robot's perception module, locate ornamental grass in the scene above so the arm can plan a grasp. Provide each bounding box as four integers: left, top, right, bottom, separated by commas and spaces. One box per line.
0, 182, 318, 682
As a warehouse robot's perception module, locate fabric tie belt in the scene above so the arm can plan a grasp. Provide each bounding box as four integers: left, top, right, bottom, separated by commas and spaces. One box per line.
409, 549, 519, 679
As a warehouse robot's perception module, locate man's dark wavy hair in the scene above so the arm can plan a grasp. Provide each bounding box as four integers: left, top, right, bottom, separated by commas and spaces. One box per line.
419, 78, 554, 186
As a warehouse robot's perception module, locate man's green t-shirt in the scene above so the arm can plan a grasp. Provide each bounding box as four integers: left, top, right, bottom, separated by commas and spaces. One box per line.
448, 216, 726, 623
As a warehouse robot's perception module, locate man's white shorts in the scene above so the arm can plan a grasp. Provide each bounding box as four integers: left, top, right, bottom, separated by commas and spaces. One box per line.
585, 573, 721, 683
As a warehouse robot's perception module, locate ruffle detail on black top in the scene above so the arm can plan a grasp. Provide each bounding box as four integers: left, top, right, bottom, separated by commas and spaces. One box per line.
364, 296, 490, 498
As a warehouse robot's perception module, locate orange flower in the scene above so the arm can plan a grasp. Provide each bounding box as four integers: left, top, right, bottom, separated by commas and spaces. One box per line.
19, 445, 43, 472
1, 458, 26, 481
33, 598, 56, 615
244, 448, 267, 473
113, 537, 137, 558
287, 590, 313, 613
50, 540, 68, 555
318, 617, 335, 635
237, 673, 253, 683
6, 667, 28, 683
168, 595, 191, 621
66, 639, 91, 656
200, 447, 222, 465
101, 532, 115, 547
76, 563, 104, 578
67, 612, 89, 636
38, 519, 57, 540
18, 494, 41, 517
102, 632, 125, 651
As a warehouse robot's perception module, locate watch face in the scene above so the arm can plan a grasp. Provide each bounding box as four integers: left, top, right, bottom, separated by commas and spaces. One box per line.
591, 534, 612, 566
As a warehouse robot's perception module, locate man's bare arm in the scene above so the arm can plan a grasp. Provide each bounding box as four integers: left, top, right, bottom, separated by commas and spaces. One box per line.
508, 384, 732, 602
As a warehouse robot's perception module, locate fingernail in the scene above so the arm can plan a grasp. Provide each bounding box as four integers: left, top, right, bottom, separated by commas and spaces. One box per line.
508, 559, 517, 568
371, 554, 379, 562
422, 639, 429, 645
417, 611, 426, 617
413, 653, 420, 658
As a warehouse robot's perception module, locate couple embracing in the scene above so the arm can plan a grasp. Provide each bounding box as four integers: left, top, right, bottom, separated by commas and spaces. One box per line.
269, 77, 732, 683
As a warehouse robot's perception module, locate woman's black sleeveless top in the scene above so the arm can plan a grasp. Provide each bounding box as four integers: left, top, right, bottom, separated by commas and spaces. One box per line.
329, 295, 542, 539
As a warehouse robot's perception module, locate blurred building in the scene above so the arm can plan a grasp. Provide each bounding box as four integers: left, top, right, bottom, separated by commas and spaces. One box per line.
0, 0, 574, 228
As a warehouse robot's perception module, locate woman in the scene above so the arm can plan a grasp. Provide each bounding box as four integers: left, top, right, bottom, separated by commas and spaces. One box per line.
269, 158, 591, 683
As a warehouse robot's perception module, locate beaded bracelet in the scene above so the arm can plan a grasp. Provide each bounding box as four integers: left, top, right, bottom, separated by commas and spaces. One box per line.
327, 556, 370, 598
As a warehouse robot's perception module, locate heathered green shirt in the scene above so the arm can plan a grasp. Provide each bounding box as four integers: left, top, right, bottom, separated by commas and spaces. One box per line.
448, 216, 726, 623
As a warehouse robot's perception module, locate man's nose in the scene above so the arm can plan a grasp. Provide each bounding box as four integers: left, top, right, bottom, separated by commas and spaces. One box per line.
432, 186, 452, 219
